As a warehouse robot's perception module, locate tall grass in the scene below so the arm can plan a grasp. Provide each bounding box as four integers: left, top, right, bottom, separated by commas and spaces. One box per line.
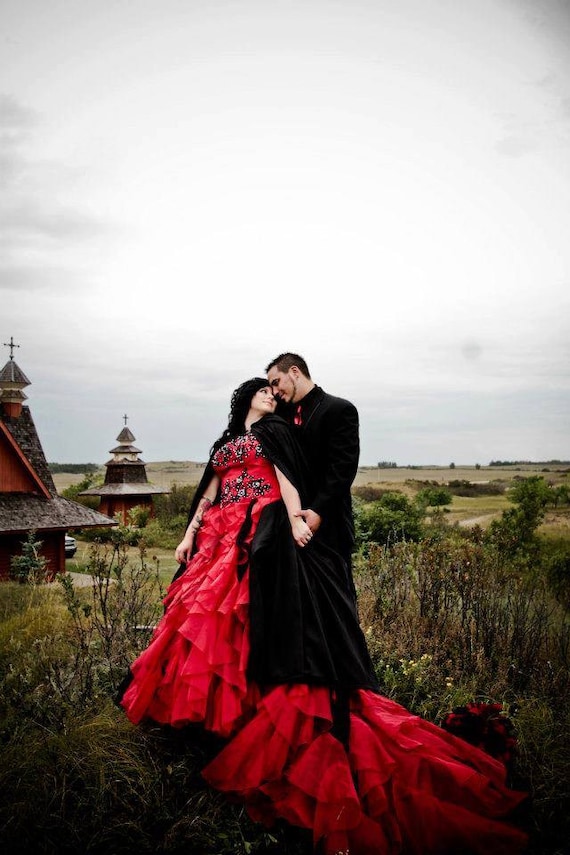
0, 528, 568, 854
355, 532, 569, 853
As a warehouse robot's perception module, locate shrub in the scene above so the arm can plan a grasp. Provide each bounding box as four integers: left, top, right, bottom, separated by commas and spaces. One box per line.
9, 530, 50, 583
415, 486, 453, 508
447, 479, 506, 497
552, 484, 570, 507
153, 484, 197, 523
352, 484, 392, 502
355, 491, 424, 547
355, 534, 570, 703
540, 537, 570, 609
61, 473, 102, 510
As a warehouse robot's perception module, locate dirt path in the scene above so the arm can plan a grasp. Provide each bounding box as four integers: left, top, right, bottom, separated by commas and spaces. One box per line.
49, 571, 112, 588
457, 514, 497, 528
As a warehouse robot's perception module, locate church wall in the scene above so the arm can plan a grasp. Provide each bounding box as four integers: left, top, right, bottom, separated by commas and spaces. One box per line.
0, 531, 64, 580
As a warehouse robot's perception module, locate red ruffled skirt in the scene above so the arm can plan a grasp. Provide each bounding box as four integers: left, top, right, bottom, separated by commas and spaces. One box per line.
203, 685, 527, 854
120, 499, 528, 854
120, 500, 263, 736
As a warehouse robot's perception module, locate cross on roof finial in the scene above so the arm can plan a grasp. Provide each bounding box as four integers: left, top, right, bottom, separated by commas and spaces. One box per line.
3, 336, 20, 360
123, 413, 129, 425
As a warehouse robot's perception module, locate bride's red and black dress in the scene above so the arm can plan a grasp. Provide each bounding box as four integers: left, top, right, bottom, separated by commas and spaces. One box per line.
119, 415, 528, 855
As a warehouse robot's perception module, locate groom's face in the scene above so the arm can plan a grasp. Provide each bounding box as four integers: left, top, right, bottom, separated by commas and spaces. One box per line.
267, 367, 297, 404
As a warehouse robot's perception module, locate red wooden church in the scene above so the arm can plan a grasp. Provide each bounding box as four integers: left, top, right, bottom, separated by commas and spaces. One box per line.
0, 338, 116, 580
79, 417, 170, 525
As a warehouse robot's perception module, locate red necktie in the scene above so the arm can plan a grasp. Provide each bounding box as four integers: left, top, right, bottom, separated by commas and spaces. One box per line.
293, 404, 303, 425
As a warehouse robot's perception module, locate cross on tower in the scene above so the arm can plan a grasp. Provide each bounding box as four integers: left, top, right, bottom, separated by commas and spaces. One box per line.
3, 336, 20, 360
123, 414, 129, 425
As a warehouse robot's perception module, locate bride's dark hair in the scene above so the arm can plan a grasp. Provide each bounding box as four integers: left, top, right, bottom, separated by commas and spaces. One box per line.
210, 377, 270, 456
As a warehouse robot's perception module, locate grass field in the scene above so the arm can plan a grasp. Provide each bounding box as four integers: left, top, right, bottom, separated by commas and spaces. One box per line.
65, 542, 180, 582
53, 461, 570, 492
53, 460, 569, 531
57, 461, 569, 580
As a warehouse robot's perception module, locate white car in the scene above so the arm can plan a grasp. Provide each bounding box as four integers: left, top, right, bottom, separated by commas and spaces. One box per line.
65, 534, 77, 558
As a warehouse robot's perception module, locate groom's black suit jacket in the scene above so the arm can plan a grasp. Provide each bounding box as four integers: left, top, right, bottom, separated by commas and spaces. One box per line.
288, 385, 360, 581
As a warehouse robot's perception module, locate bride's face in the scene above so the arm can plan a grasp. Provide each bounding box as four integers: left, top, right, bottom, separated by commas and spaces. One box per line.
250, 386, 277, 417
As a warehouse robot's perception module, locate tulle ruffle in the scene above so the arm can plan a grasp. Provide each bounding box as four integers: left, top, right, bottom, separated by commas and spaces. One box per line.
120, 502, 265, 736
203, 686, 528, 855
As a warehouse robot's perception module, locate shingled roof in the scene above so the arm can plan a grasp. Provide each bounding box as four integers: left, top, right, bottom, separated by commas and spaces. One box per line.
1, 406, 57, 494
0, 493, 115, 534
0, 359, 31, 386
0, 354, 116, 535
80, 418, 169, 498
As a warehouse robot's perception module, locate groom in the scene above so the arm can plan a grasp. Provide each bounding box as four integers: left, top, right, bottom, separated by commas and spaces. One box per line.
265, 352, 360, 599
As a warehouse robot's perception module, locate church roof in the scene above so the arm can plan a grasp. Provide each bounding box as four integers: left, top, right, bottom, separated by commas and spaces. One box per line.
79, 483, 169, 496
0, 494, 116, 533
81, 415, 170, 497
0, 359, 30, 386
116, 426, 136, 443
0, 352, 116, 534
1, 406, 57, 494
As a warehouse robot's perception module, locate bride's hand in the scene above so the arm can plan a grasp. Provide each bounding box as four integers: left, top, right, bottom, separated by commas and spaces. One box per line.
175, 532, 194, 563
291, 516, 313, 548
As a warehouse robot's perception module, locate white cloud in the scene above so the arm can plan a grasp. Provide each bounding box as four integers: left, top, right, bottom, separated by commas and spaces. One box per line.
1, 0, 568, 465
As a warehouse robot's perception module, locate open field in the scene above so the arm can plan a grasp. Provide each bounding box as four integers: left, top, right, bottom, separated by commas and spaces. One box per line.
353, 462, 570, 488
65, 542, 180, 583
52, 461, 570, 493
54, 461, 570, 541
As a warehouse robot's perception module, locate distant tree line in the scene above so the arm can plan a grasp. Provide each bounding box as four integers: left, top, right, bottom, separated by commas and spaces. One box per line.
489, 459, 569, 467
48, 463, 101, 474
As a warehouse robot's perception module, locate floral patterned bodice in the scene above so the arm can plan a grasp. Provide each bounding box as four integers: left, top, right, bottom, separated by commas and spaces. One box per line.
211, 433, 280, 509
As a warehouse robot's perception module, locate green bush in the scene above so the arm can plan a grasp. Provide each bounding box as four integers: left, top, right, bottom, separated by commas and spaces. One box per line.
61, 474, 103, 510
540, 537, 570, 609
352, 484, 392, 502
9, 530, 50, 583
137, 518, 184, 550
355, 491, 424, 547
415, 486, 453, 508
447, 479, 506, 497
153, 484, 197, 523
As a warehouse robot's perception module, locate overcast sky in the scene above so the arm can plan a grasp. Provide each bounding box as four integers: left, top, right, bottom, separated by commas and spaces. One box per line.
1, 0, 569, 466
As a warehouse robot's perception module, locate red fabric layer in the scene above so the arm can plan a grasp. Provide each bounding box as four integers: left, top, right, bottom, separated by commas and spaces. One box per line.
203, 686, 528, 855
120, 501, 270, 736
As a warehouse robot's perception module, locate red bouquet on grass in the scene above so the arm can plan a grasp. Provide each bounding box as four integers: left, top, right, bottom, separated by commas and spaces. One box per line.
441, 701, 518, 767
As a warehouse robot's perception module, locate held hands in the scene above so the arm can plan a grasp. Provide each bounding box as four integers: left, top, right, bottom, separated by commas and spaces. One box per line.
294, 508, 322, 534
291, 515, 314, 548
